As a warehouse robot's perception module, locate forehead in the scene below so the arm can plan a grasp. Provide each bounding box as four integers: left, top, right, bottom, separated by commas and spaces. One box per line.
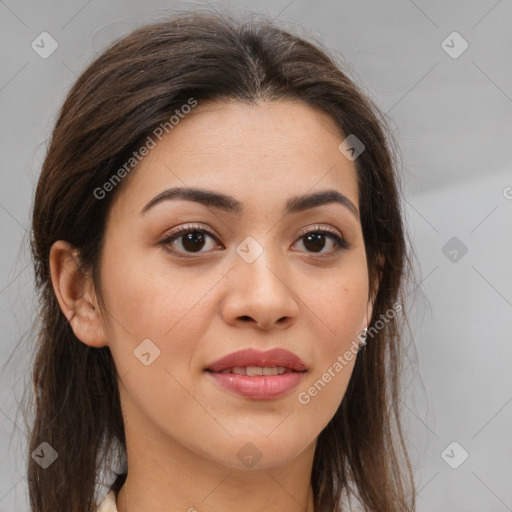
111, 99, 359, 217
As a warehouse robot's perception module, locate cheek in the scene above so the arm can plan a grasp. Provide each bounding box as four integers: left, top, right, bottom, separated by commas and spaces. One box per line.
295, 271, 366, 417
301, 262, 369, 353
98, 246, 223, 372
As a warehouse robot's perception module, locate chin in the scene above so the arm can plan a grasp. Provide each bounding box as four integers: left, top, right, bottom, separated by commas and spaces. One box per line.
201, 435, 312, 471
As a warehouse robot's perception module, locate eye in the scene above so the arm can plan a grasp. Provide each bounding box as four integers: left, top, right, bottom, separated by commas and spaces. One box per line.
293, 225, 348, 256
159, 224, 221, 255
159, 223, 349, 257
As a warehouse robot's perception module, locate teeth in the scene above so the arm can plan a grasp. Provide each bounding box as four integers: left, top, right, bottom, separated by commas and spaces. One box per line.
218, 366, 288, 375
246, 366, 263, 376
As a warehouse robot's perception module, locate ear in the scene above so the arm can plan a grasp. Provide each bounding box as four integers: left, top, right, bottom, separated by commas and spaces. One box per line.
49, 240, 108, 348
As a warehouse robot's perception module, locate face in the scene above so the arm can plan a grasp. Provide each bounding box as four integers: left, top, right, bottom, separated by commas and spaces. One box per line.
93, 99, 373, 470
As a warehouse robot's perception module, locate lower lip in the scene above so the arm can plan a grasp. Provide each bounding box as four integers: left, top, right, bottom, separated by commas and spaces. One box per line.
206, 370, 306, 399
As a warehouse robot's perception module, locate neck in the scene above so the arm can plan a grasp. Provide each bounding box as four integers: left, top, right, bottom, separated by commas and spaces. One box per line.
116, 443, 316, 512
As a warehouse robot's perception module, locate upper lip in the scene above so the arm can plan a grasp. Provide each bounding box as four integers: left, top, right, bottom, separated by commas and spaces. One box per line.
205, 348, 308, 372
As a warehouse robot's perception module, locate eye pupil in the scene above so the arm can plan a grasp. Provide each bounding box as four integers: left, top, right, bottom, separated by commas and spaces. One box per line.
182, 231, 206, 252
303, 233, 326, 253
164, 227, 343, 257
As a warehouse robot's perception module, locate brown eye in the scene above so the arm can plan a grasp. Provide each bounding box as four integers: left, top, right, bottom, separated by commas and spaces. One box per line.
159, 224, 348, 258
294, 227, 348, 255
179, 230, 208, 252
160, 225, 221, 255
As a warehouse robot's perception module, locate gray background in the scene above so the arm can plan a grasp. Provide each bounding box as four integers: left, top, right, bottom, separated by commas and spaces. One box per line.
1, 0, 511, 510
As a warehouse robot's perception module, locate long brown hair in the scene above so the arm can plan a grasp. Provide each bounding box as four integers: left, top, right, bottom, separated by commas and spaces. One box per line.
22, 9, 415, 512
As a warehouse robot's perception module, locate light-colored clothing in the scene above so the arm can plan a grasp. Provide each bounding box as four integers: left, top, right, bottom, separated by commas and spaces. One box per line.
97, 489, 118, 512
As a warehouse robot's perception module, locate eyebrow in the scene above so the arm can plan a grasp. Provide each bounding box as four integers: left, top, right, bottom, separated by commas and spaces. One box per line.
140, 187, 359, 220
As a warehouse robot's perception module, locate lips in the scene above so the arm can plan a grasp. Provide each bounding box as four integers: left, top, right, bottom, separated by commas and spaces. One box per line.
205, 348, 307, 400
205, 348, 308, 373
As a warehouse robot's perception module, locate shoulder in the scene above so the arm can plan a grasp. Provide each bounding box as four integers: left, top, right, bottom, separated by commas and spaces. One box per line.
96, 489, 118, 512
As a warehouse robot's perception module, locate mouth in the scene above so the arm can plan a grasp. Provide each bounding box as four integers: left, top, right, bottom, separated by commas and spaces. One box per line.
205, 367, 307, 400
204, 348, 308, 399
204, 347, 308, 373
206, 366, 306, 376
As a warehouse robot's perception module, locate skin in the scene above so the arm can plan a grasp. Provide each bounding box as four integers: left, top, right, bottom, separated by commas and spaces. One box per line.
50, 99, 377, 512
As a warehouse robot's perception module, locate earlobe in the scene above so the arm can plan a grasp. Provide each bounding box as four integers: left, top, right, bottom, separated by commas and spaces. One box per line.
49, 240, 108, 348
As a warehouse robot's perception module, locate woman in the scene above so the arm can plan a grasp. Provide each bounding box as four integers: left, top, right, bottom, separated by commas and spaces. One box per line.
27, 9, 415, 512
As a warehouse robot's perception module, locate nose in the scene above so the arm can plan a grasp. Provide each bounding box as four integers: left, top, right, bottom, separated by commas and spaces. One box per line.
220, 247, 299, 331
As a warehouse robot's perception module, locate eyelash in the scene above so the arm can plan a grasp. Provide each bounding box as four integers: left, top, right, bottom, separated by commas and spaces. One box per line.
159, 223, 349, 258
